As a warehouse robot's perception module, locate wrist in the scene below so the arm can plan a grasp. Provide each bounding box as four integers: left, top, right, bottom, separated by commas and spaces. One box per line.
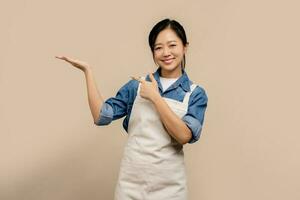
84, 66, 92, 73
151, 92, 161, 104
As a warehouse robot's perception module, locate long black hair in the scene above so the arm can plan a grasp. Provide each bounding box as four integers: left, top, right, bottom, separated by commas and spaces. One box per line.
148, 18, 189, 70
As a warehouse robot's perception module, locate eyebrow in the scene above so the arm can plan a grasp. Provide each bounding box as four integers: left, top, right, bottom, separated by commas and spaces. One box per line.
154, 40, 177, 47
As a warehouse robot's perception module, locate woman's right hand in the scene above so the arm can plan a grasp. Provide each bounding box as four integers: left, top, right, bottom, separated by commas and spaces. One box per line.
55, 55, 90, 72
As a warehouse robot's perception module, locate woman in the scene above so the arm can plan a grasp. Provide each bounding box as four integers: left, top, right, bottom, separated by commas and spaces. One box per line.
56, 18, 208, 200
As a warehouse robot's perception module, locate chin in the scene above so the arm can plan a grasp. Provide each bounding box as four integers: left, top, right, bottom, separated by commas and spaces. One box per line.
160, 64, 180, 71
160, 66, 174, 72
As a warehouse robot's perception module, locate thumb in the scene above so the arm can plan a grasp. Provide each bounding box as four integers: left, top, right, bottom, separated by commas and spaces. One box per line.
149, 73, 156, 83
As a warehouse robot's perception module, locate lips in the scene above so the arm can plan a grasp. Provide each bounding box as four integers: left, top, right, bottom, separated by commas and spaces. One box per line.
163, 58, 174, 61
162, 58, 174, 64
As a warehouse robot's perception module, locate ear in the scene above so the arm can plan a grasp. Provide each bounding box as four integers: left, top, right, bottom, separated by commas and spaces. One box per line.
184, 42, 189, 54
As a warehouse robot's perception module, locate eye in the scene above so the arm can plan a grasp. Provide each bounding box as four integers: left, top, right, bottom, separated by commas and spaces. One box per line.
154, 47, 161, 50
170, 44, 176, 47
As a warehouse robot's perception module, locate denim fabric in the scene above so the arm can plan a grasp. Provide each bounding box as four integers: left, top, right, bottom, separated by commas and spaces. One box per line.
95, 67, 208, 144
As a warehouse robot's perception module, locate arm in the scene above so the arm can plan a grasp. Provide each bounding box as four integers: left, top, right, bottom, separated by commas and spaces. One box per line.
151, 94, 192, 145
55, 56, 104, 124
152, 86, 208, 145
182, 87, 208, 144
94, 79, 138, 126
137, 73, 208, 145
137, 73, 192, 145
83, 68, 105, 123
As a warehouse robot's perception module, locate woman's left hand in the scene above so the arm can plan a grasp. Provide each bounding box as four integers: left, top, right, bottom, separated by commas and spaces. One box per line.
133, 73, 160, 102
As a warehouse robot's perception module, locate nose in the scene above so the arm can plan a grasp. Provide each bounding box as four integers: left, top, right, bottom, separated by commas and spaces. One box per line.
162, 47, 171, 56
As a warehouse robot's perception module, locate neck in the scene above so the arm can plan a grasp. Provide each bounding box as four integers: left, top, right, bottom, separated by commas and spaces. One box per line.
160, 66, 183, 78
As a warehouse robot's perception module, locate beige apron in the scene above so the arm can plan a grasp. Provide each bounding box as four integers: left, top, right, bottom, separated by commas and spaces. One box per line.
114, 76, 197, 200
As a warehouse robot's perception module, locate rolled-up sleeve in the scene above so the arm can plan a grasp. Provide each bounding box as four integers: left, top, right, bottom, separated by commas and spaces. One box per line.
94, 103, 114, 125
181, 86, 208, 144
94, 80, 134, 126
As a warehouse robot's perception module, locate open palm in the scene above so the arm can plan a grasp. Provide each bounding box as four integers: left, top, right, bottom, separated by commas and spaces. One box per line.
55, 55, 90, 72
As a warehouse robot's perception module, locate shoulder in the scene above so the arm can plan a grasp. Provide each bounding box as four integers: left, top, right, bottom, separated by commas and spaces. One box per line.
189, 80, 208, 105
119, 78, 139, 92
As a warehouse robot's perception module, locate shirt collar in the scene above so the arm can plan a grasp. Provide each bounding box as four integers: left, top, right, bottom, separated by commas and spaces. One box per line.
146, 67, 191, 93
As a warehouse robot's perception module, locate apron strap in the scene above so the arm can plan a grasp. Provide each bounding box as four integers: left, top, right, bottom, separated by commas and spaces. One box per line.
136, 76, 146, 95
183, 83, 197, 105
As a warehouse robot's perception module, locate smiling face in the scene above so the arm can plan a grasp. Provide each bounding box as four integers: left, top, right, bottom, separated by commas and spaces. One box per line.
153, 28, 188, 78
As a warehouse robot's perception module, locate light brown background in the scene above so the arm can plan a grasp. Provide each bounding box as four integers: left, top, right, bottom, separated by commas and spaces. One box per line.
1, 0, 299, 199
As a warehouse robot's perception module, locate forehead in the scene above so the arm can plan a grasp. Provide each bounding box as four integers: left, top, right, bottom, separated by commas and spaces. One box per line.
154, 28, 180, 45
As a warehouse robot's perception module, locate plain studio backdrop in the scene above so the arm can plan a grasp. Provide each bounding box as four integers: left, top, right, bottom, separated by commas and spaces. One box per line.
1, 0, 299, 199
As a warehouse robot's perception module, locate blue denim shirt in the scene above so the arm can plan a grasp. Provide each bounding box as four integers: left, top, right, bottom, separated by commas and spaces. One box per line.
95, 67, 208, 144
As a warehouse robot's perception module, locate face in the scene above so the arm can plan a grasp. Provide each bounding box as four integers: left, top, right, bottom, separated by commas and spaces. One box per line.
153, 28, 188, 77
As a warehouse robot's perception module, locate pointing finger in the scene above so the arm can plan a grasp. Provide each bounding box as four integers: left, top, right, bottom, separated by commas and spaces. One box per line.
130, 76, 144, 83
